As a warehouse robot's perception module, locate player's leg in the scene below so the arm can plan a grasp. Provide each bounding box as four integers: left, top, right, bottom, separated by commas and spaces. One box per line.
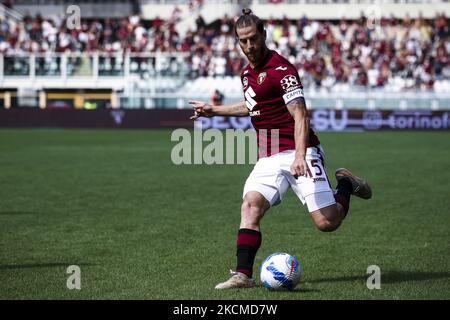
310, 200, 345, 232
240, 190, 270, 231
286, 146, 371, 232
215, 155, 289, 289
237, 191, 270, 274
215, 191, 270, 289
309, 168, 372, 232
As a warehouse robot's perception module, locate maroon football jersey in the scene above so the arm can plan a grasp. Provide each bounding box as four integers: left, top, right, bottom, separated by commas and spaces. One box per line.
241, 50, 319, 157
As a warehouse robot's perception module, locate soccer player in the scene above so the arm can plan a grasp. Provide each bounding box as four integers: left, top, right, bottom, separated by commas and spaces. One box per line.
189, 9, 372, 289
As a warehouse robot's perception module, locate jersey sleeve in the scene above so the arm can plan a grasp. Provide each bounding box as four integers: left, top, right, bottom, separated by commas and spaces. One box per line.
273, 64, 304, 105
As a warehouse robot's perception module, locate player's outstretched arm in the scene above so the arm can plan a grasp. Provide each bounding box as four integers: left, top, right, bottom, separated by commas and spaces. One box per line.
189, 100, 249, 120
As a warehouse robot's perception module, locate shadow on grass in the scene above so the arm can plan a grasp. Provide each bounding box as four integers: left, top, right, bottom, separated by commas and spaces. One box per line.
282, 288, 321, 293
0, 263, 95, 270
308, 270, 450, 284
254, 284, 321, 293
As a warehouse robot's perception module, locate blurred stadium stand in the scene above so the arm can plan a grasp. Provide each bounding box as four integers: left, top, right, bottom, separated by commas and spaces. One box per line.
0, 0, 449, 110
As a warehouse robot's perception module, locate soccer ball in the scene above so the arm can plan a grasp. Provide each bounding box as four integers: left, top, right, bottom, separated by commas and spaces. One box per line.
260, 252, 301, 290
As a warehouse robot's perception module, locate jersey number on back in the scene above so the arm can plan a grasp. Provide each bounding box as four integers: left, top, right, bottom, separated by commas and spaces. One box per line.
244, 86, 257, 111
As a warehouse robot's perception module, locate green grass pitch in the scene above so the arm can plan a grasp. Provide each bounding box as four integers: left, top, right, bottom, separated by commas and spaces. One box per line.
0, 129, 449, 300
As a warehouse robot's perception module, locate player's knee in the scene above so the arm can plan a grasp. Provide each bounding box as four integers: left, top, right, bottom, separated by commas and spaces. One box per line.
241, 192, 270, 228
315, 217, 341, 232
241, 199, 264, 220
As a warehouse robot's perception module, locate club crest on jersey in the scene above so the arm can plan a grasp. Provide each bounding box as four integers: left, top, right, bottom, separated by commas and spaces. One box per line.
280, 74, 299, 92
242, 77, 248, 89
257, 72, 267, 85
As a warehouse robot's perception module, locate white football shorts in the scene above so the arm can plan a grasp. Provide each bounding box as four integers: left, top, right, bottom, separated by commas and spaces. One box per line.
242, 145, 336, 213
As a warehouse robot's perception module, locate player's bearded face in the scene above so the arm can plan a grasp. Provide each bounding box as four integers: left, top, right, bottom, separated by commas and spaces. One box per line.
236, 25, 266, 67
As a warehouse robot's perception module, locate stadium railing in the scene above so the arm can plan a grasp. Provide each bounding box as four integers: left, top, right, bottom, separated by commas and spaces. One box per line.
114, 91, 450, 110
139, 0, 447, 4
0, 52, 189, 87
1, 52, 449, 110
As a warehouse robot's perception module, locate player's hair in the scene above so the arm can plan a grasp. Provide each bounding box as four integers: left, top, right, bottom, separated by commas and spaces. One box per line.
234, 8, 264, 37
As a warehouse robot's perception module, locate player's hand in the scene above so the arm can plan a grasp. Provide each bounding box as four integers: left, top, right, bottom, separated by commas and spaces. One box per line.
290, 157, 311, 179
189, 100, 214, 120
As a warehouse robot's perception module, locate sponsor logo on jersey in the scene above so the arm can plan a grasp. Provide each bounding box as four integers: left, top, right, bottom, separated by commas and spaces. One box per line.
249, 110, 261, 117
275, 66, 288, 71
257, 72, 267, 85
243, 70, 249, 75
313, 177, 327, 183
280, 75, 300, 92
242, 77, 248, 89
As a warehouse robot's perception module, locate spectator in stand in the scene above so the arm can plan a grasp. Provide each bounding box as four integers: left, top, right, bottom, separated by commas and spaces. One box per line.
2, 0, 12, 9
0, 12, 448, 89
211, 89, 224, 106
195, 14, 206, 32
